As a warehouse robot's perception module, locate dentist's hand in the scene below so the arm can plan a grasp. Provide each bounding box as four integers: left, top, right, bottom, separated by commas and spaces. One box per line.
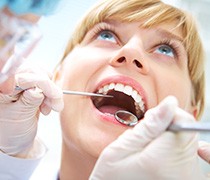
0, 63, 64, 157
198, 141, 210, 164
90, 96, 207, 180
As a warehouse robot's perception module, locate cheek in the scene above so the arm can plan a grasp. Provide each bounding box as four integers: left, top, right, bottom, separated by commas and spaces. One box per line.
60, 47, 109, 90
154, 70, 192, 109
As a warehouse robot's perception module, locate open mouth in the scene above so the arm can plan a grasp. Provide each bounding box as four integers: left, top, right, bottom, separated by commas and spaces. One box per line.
92, 83, 146, 120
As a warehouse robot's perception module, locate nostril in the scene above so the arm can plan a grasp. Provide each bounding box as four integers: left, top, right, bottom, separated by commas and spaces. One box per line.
117, 56, 126, 63
133, 59, 142, 68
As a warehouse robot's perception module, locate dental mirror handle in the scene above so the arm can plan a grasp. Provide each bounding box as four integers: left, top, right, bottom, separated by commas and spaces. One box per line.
114, 110, 210, 132
168, 122, 210, 132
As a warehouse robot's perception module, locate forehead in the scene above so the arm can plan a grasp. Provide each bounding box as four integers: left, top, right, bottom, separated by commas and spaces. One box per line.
83, 3, 186, 43
150, 20, 183, 40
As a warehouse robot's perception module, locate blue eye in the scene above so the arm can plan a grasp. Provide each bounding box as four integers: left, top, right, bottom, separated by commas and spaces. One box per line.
155, 45, 175, 58
97, 31, 117, 43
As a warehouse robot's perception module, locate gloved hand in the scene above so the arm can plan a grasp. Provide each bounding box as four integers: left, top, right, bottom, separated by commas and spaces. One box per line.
0, 63, 64, 157
90, 96, 207, 180
198, 141, 210, 163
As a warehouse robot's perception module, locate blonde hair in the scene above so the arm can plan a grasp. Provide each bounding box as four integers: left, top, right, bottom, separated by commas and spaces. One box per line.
61, 0, 205, 119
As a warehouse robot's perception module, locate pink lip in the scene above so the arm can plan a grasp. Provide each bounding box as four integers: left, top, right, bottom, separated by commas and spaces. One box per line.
95, 75, 147, 105
92, 105, 127, 126
91, 75, 147, 126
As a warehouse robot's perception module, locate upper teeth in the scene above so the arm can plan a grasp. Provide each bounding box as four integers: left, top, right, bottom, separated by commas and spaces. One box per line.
97, 83, 145, 115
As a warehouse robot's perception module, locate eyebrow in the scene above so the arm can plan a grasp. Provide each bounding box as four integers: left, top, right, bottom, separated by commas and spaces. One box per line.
155, 28, 184, 43
102, 21, 184, 42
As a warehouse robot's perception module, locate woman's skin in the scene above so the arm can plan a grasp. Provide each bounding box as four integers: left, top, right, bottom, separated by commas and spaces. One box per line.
56, 20, 197, 178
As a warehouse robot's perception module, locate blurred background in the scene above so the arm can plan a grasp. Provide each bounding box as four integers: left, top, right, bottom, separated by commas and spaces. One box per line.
28, 0, 210, 179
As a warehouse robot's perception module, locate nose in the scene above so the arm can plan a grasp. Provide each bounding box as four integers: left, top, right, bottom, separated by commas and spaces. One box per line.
109, 37, 149, 74
0, 75, 15, 94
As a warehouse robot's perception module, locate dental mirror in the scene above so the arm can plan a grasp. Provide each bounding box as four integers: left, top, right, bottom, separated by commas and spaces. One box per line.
114, 109, 210, 132
114, 110, 138, 126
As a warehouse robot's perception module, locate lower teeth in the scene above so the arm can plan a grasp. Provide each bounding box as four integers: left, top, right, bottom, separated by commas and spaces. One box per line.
104, 112, 113, 116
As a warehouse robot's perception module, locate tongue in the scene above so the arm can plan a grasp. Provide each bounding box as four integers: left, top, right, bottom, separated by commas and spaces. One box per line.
98, 105, 125, 114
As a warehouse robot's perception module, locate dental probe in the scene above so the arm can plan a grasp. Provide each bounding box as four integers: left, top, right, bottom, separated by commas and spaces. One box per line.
62, 90, 113, 98
15, 86, 113, 98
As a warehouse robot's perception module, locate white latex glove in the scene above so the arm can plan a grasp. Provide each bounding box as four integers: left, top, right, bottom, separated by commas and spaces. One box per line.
198, 141, 210, 164
90, 96, 207, 180
0, 63, 64, 157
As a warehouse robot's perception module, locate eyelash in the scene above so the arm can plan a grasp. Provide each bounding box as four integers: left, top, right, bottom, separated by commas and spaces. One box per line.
156, 39, 181, 58
91, 23, 119, 43
90, 24, 182, 59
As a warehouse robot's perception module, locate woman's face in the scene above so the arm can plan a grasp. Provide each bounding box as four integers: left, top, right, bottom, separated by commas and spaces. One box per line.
57, 20, 194, 158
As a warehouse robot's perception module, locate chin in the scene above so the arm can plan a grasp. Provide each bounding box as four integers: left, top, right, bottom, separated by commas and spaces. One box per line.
84, 128, 122, 159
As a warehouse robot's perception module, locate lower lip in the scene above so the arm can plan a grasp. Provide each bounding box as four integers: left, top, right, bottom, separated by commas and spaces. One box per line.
92, 104, 128, 126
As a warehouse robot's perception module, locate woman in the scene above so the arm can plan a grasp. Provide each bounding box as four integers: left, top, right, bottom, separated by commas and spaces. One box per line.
54, 0, 207, 179
0, 0, 209, 179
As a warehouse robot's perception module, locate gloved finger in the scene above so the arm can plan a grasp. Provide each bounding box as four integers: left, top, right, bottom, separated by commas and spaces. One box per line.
41, 96, 64, 112
15, 72, 64, 111
0, 93, 20, 103
16, 72, 62, 98
102, 96, 178, 160
20, 88, 45, 107
171, 108, 197, 147
198, 141, 210, 164
22, 88, 52, 115
40, 102, 52, 115
0, 88, 44, 119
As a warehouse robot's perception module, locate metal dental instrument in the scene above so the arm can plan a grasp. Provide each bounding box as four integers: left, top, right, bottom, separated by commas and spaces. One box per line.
62, 90, 113, 98
15, 86, 113, 98
168, 123, 210, 132
114, 110, 210, 132
15, 85, 210, 131
115, 110, 138, 126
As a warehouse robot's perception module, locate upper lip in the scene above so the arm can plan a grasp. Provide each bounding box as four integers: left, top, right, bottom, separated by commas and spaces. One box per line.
95, 75, 147, 99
